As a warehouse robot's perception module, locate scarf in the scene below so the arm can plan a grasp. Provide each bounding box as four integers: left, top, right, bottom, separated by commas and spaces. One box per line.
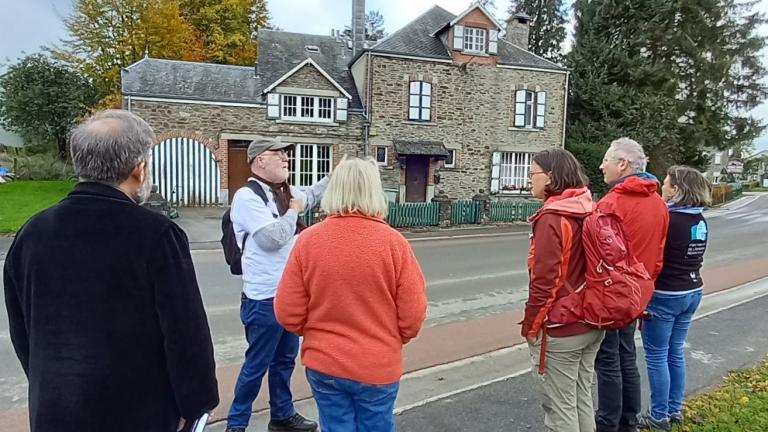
253, 175, 307, 234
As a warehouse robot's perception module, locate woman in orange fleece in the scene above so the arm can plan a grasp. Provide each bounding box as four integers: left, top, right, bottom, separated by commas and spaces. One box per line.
275, 157, 427, 432
523, 148, 604, 432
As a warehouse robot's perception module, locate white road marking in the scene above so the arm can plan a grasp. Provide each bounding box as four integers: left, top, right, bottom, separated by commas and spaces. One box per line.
391, 277, 768, 415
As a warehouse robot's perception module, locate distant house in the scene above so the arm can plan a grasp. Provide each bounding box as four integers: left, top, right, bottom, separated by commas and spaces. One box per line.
0, 126, 24, 147
122, 1, 568, 206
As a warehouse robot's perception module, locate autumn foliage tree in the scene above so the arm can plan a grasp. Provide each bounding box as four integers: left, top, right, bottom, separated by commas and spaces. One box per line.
56, 0, 270, 107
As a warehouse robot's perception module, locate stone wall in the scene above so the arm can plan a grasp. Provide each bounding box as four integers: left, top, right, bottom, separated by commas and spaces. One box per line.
368, 55, 567, 199
280, 64, 339, 92
127, 99, 364, 201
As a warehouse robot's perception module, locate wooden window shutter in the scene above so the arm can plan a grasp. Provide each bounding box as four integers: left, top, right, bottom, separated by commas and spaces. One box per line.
489, 30, 499, 55
536, 91, 546, 128
490, 151, 501, 193
514, 90, 527, 127
336, 97, 348, 122
453, 25, 464, 50
267, 93, 280, 119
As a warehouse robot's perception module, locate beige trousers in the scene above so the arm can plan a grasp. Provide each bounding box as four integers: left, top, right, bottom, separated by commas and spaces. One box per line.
529, 330, 605, 432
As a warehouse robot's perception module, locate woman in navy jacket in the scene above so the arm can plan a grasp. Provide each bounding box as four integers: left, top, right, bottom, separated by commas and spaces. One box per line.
638, 166, 711, 431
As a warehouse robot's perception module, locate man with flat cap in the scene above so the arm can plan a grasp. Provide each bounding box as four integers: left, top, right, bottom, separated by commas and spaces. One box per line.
225, 136, 327, 432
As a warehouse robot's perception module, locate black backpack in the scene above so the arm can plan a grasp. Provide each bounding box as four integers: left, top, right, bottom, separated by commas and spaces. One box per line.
221, 181, 269, 275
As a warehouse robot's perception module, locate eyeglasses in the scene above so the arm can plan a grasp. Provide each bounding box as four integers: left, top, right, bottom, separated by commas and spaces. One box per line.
528, 171, 548, 179
263, 149, 289, 159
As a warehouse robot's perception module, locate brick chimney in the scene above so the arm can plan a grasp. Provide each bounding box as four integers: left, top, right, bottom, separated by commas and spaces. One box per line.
506, 13, 531, 49
351, 0, 366, 56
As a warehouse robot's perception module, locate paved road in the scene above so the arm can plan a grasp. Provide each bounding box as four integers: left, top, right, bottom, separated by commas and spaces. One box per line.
396, 286, 768, 431
0, 193, 766, 430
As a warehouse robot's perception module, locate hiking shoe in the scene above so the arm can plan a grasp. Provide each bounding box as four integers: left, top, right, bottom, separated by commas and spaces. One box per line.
637, 411, 671, 431
669, 412, 684, 424
268, 413, 318, 431
225, 428, 245, 432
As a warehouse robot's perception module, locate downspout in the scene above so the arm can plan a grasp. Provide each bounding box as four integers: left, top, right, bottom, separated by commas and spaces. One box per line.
127, 95, 132, 112
561, 71, 569, 148
364, 51, 373, 157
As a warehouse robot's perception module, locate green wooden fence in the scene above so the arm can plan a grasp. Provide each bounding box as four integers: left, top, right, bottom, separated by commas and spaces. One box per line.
451, 200, 481, 225
387, 202, 440, 227
489, 200, 542, 222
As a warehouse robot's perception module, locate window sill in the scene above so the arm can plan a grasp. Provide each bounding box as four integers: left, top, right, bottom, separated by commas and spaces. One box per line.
496, 191, 534, 196
508, 127, 543, 132
402, 121, 437, 126
462, 51, 489, 57
276, 120, 339, 127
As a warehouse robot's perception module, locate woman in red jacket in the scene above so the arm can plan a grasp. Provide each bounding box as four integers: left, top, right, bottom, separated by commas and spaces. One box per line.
524, 148, 604, 432
275, 157, 427, 432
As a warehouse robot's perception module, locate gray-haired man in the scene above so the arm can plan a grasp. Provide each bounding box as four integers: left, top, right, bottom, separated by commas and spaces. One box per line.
3, 110, 219, 432
226, 136, 328, 432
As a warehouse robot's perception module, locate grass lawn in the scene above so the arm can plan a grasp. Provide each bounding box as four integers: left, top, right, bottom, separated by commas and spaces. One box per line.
683, 357, 768, 431
0, 180, 76, 233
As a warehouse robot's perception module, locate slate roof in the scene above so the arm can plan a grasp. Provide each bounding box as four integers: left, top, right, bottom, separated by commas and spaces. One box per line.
371, 6, 455, 60
122, 58, 263, 104
366, 5, 566, 72
121, 32, 363, 108
257, 30, 362, 108
394, 140, 449, 158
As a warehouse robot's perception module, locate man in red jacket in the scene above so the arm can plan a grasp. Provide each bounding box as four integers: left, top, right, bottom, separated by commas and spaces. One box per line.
595, 138, 669, 432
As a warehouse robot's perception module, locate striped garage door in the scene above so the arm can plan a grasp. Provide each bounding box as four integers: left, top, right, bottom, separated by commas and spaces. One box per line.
151, 137, 220, 207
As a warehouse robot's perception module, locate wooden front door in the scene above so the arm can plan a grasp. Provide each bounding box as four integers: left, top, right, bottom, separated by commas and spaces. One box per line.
405, 156, 429, 202
228, 147, 251, 203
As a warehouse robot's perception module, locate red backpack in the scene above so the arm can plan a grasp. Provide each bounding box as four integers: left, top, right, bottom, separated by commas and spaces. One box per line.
548, 207, 654, 330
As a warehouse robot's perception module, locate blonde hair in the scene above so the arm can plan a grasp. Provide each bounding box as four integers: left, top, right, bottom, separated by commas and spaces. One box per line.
321, 156, 389, 218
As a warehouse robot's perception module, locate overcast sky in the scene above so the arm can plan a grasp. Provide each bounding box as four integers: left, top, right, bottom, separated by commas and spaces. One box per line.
1, 0, 766, 150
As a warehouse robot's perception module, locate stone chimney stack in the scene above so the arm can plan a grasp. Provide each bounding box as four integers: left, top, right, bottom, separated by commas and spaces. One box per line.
506, 13, 531, 50
352, 0, 366, 56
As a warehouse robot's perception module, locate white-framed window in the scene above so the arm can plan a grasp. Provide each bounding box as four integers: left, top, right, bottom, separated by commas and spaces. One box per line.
514, 90, 546, 129
281, 95, 334, 123
408, 81, 432, 122
444, 149, 456, 168
497, 152, 534, 194
288, 144, 333, 186
375, 147, 388, 165
463, 27, 487, 53
714, 152, 722, 164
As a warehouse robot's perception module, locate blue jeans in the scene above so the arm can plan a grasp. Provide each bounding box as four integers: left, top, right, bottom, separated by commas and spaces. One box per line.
595, 321, 641, 431
641, 290, 702, 420
306, 368, 399, 432
227, 297, 299, 429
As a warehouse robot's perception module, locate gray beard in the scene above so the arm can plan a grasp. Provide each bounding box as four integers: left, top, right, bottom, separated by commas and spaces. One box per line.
135, 170, 153, 204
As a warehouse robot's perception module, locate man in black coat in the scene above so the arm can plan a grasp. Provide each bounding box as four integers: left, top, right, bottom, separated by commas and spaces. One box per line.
3, 110, 219, 432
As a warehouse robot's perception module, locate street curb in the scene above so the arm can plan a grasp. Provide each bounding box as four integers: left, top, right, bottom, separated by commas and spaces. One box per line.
188, 224, 532, 251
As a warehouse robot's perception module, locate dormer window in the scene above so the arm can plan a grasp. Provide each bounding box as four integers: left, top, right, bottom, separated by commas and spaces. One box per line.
281, 94, 334, 123
463, 27, 487, 53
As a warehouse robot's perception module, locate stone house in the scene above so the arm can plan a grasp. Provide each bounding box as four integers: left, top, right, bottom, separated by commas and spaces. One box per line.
121, 0, 568, 206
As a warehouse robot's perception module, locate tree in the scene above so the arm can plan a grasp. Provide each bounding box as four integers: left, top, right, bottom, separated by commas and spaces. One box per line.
565, 0, 767, 184
180, 0, 272, 64
344, 10, 388, 43
0, 54, 98, 158
56, 0, 204, 107
507, 0, 567, 62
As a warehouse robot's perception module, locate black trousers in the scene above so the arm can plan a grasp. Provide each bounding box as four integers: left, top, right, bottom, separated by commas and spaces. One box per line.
595, 321, 641, 432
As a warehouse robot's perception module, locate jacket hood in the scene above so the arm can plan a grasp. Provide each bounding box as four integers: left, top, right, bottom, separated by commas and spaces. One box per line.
611, 173, 660, 196
530, 187, 594, 222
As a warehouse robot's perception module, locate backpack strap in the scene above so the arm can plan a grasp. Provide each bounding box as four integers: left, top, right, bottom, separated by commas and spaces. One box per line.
234, 180, 272, 252
243, 180, 269, 206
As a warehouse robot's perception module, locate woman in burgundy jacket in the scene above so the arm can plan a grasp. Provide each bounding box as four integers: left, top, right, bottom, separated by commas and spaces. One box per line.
523, 148, 605, 432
